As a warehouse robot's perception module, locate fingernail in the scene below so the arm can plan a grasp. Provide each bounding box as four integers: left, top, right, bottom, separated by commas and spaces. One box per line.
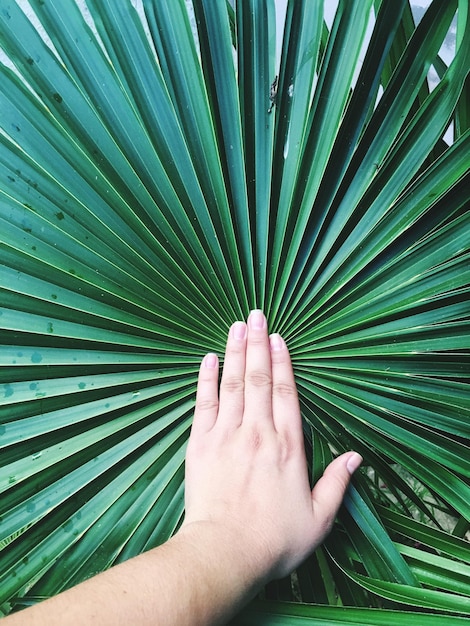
346, 452, 363, 475
269, 333, 284, 351
249, 309, 266, 330
231, 321, 247, 341
203, 353, 218, 369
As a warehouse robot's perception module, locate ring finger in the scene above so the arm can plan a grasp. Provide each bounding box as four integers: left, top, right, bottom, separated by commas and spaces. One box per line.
217, 320, 247, 428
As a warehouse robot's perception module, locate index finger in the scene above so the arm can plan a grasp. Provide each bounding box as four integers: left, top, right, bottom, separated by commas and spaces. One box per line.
269, 333, 302, 440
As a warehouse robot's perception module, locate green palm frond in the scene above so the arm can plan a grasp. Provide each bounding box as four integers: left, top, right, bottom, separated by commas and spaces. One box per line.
1, 0, 469, 622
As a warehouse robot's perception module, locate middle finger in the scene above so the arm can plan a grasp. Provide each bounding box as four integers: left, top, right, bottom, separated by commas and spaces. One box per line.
244, 310, 273, 425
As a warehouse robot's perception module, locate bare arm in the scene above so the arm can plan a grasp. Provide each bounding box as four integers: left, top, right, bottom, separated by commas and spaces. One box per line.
5, 311, 361, 625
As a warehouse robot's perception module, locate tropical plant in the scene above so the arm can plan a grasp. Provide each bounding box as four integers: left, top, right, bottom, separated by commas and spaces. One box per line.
0, 0, 469, 623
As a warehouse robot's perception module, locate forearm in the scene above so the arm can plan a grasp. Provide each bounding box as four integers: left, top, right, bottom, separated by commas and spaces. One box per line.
5, 524, 266, 626
160, 522, 268, 625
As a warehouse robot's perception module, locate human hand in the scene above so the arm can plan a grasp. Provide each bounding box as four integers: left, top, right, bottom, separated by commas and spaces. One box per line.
182, 310, 362, 583
2, 311, 361, 626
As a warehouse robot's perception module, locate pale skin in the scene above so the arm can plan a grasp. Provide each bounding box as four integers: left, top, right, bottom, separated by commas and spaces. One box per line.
5, 310, 362, 625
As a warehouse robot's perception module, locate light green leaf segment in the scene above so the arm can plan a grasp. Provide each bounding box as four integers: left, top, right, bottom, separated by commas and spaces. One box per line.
0, 0, 469, 621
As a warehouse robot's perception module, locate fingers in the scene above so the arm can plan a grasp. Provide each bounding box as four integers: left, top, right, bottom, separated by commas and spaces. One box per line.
311, 452, 362, 535
191, 353, 219, 434
243, 310, 273, 424
194, 312, 296, 434
269, 333, 302, 439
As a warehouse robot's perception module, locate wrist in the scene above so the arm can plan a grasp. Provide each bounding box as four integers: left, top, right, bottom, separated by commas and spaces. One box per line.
173, 520, 272, 608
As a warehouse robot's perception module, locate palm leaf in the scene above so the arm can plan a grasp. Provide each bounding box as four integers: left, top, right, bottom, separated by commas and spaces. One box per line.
0, 0, 469, 622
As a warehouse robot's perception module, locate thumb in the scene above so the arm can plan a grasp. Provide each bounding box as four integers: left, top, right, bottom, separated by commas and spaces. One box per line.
311, 451, 362, 536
